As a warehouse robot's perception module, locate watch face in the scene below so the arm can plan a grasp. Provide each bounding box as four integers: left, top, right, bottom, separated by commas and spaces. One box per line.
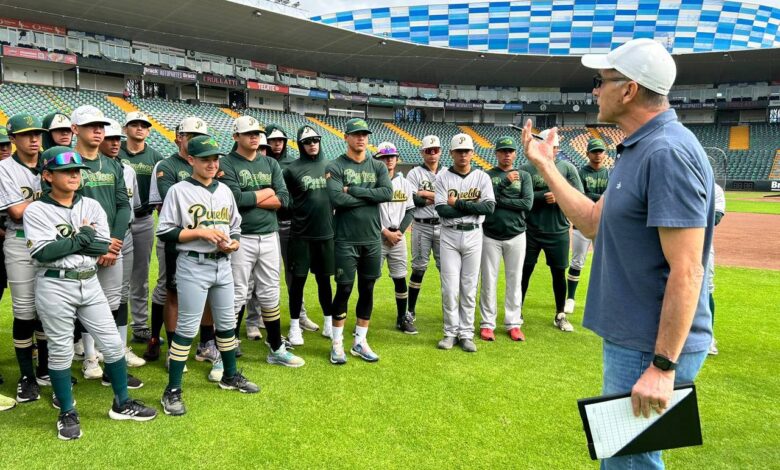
653, 355, 674, 371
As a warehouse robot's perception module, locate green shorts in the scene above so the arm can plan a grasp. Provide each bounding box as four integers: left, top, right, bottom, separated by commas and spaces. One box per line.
287, 238, 335, 277
334, 242, 382, 284
525, 231, 570, 269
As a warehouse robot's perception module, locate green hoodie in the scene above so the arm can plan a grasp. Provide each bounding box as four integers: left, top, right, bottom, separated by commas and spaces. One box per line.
41, 112, 72, 151
265, 124, 296, 221
282, 125, 333, 240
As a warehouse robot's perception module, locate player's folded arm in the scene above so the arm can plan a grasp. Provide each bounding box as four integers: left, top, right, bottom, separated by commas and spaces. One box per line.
434, 204, 464, 219
220, 166, 258, 208
347, 185, 393, 203
454, 199, 496, 215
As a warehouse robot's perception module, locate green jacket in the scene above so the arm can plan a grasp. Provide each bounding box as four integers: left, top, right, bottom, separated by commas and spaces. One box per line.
483, 167, 533, 240
519, 160, 583, 235
119, 142, 165, 213
579, 165, 610, 202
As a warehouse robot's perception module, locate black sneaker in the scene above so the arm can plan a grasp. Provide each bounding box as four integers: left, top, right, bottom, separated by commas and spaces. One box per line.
109, 398, 157, 421
16, 375, 40, 402
161, 388, 186, 416
57, 409, 82, 440
101, 373, 144, 390
36, 374, 52, 387
52, 392, 76, 410
399, 313, 418, 335
219, 371, 259, 394
132, 328, 152, 343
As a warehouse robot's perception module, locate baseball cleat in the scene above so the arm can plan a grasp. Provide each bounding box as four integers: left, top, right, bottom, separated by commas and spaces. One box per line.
52, 392, 76, 410
437, 336, 457, 350
16, 375, 40, 402
246, 325, 262, 341
554, 313, 574, 332
82, 358, 103, 380
161, 388, 186, 416
132, 328, 152, 343
36, 374, 52, 387
267, 344, 305, 368
398, 313, 418, 335
125, 347, 146, 368
195, 340, 219, 363
108, 398, 157, 421
219, 371, 259, 393
459, 338, 477, 353
564, 298, 576, 314
57, 409, 82, 440
101, 374, 144, 390
208, 357, 224, 382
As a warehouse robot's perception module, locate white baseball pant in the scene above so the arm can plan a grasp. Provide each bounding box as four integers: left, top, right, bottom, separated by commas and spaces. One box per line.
231, 233, 281, 314
439, 226, 482, 340
569, 229, 591, 271
479, 232, 526, 330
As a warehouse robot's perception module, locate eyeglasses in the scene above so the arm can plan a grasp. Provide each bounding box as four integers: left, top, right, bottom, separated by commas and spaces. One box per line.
44, 151, 83, 168
300, 138, 321, 145
423, 148, 441, 155
593, 75, 628, 89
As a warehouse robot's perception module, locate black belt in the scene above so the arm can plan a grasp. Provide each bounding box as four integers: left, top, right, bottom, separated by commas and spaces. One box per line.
44, 268, 97, 280
414, 218, 440, 225
449, 223, 480, 231
186, 251, 228, 260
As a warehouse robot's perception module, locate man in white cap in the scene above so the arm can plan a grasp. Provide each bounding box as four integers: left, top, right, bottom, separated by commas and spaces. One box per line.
405, 135, 442, 329
521, 38, 714, 469
434, 133, 494, 353
119, 112, 164, 344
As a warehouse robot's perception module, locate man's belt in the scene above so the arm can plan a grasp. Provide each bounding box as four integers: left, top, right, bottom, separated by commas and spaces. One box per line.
186, 250, 228, 260
44, 268, 97, 280
450, 223, 480, 231
414, 218, 440, 225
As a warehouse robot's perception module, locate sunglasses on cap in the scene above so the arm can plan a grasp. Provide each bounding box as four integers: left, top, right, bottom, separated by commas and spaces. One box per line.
423, 147, 440, 155
300, 138, 321, 145
44, 151, 83, 169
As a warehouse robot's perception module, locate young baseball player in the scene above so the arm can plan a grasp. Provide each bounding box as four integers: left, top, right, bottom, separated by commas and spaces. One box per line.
41, 112, 73, 150
0, 126, 12, 159
265, 124, 317, 333
564, 138, 609, 315
219, 116, 303, 367
67, 105, 132, 383
326, 118, 392, 364
479, 136, 533, 342
118, 111, 164, 343
101, 118, 145, 368
519, 129, 583, 332
0, 114, 48, 403
435, 133, 495, 353
405, 135, 442, 328
284, 125, 335, 343
374, 142, 417, 334
157, 135, 259, 416
25, 146, 156, 440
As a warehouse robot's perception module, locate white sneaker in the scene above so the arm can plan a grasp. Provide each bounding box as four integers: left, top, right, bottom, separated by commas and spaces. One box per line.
564, 298, 576, 314
322, 317, 333, 339
82, 357, 103, 379
708, 338, 719, 356
125, 347, 146, 368
299, 314, 320, 332
288, 323, 304, 346
73, 340, 84, 361
246, 325, 262, 341
208, 358, 223, 382
554, 313, 574, 332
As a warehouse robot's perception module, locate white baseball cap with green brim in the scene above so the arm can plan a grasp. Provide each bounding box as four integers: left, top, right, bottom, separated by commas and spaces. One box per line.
581, 38, 676, 96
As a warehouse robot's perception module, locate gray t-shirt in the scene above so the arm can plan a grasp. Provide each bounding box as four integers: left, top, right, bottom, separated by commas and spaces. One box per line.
583, 109, 715, 354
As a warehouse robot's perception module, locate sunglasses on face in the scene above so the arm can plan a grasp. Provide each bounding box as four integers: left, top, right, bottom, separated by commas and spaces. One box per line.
301, 138, 321, 145
45, 151, 83, 169
424, 148, 440, 155
592, 74, 628, 89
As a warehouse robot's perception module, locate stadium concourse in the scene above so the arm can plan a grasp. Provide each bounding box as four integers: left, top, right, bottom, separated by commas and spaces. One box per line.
0, 83, 778, 182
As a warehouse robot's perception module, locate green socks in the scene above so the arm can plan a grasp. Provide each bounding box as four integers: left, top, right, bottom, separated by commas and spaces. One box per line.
103, 358, 130, 405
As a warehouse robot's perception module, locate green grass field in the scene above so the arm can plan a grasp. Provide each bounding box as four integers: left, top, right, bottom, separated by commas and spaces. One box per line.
0, 197, 778, 468
724, 191, 780, 215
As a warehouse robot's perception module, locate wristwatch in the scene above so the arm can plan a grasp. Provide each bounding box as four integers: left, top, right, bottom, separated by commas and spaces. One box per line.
652, 354, 677, 371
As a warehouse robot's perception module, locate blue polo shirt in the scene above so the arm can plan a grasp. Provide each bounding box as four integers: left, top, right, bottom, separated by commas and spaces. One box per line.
583, 109, 714, 354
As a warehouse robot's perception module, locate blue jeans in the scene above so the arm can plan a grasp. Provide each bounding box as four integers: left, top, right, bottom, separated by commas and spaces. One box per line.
600, 340, 708, 470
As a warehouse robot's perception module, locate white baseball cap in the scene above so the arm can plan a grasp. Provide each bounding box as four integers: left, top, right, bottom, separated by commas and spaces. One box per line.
124, 111, 152, 127
374, 141, 399, 158
233, 116, 262, 134
538, 129, 560, 147
267, 128, 287, 140
179, 116, 209, 135
450, 133, 474, 151
581, 38, 676, 96
70, 105, 111, 126
298, 126, 321, 141
48, 113, 71, 130
421, 135, 441, 150
104, 118, 124, 138
259, 133, 270, 149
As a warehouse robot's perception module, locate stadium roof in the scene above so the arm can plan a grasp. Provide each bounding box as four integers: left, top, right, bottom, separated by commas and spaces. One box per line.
4, 0, 780, 88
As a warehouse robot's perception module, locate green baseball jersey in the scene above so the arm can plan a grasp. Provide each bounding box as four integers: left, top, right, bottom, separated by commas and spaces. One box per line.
77, 154, 131, 240
119, 142, 164, 213
156, 154, 192, 202
218, 151, 289, 235
519, 160, 583, 235
579, 165, 610, 202
326, 154, 392, 245
283, 152, 333, 240
483, 167, 534, 240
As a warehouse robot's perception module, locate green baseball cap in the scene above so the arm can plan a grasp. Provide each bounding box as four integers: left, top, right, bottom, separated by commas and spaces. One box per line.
0, 126, 10, 144
6, 113, 45, 135
187, 135, 224, 158
41, 146, 89, 171
495, 135, 517, 151
587, 138, 607, 153
344, 118, 372, 135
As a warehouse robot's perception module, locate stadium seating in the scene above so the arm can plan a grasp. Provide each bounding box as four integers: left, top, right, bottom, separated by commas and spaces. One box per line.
0, 83, 777, 181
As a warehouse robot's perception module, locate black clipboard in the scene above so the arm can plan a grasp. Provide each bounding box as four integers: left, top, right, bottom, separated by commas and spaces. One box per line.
578, 383, 702, 460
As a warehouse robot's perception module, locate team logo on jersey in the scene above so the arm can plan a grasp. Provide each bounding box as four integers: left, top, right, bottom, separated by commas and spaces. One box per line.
186, 204, 230, 229
532, 174, 548, 191
585, 176, 608, 192
80, 170, 115, 189
177, 170, 190, 181
20, 187, 42, 202
419, 180, 434, 192
301, 175, 327, 191
125, 161, 154, 176
238, 169, 272, 188
343, 168, 377, 185
127, 187, 134, 198
391, 189, 408, 202
448, 188, 481, 201
55, 223, 75, 238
